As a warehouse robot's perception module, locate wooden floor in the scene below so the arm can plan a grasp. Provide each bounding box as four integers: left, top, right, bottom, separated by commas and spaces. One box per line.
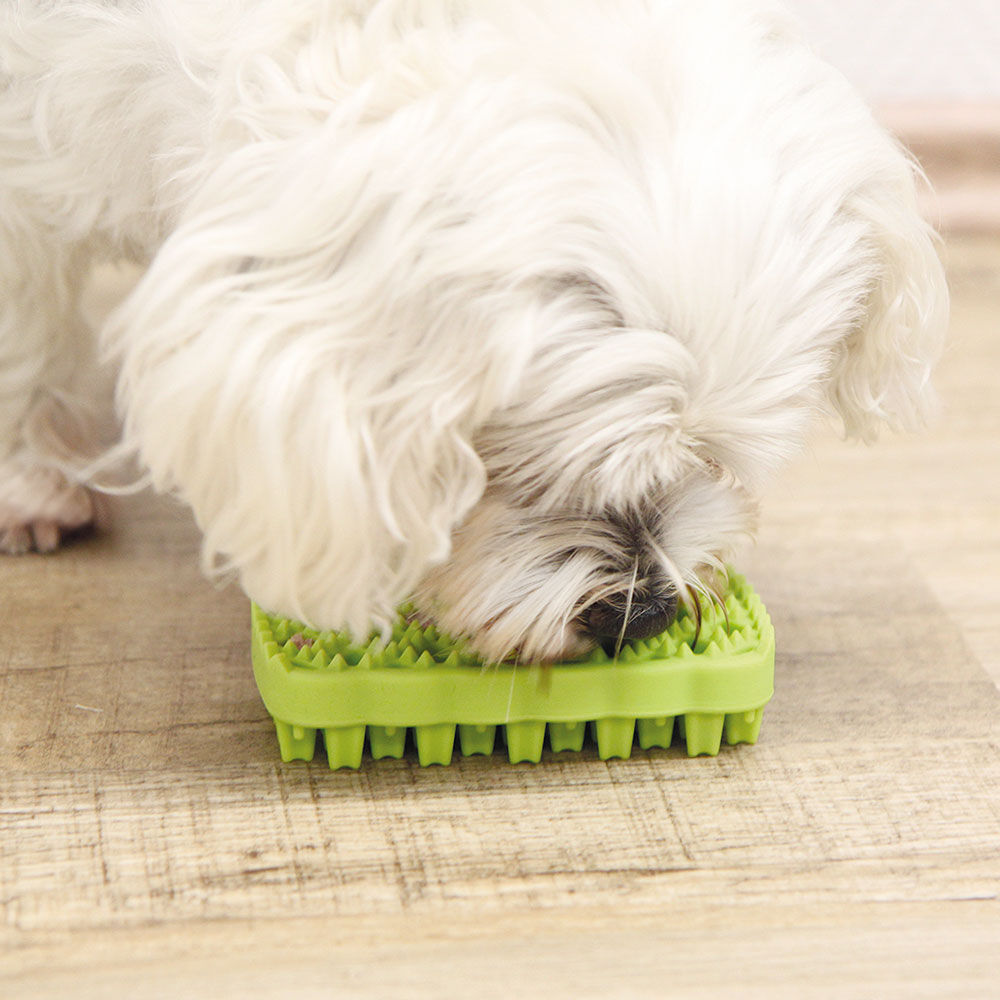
2, 236, 999, 998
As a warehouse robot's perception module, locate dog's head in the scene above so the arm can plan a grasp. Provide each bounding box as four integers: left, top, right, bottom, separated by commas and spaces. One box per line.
112, 0, 947, 661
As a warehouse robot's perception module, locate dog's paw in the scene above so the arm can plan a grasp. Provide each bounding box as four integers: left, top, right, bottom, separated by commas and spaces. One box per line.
0, 454, 97, 554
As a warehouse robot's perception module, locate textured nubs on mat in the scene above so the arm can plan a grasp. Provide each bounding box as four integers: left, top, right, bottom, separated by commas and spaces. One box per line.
251, 573, 775, 769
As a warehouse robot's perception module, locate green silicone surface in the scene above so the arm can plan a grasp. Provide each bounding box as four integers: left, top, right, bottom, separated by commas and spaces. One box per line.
251, 572, 774, 768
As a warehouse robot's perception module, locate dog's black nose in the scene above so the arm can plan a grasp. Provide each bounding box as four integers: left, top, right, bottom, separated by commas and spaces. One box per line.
584, 593, 678, 643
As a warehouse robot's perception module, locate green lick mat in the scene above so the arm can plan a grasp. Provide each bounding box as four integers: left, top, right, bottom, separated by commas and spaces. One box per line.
251, 572, 774, 769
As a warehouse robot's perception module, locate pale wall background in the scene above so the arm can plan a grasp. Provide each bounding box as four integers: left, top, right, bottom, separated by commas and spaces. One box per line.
791, 0, 1000, 102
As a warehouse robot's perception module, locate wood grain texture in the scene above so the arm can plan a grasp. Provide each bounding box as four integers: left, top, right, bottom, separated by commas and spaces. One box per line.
2, 237, 1000, 998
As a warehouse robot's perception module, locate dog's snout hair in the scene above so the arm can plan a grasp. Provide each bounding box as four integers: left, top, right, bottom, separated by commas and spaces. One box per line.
416, 481, 739, 663
574, 508, 681, 648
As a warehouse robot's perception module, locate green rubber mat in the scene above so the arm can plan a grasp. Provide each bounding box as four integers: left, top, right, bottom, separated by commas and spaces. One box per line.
251, 572, 774, 768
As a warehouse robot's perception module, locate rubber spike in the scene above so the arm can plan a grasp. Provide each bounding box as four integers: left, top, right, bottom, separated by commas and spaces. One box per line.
549, 720, 586, 753
504, 721, 546, 763
724, 708, 764, 746
369, 725, 407, 760
415, 723, 456, 766
637, 716, 674, 750
594, 717, 636, 760
274, 720, 317, 762
458, 724, 497, 757
683, 713, 725, 757
323, 725, 366, 769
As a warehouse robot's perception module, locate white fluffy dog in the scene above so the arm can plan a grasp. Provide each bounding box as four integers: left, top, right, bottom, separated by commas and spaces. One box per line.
1, 0, 947, 662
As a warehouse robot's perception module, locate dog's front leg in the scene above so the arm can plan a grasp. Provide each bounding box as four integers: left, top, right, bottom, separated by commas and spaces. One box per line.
0, 197, 103, 553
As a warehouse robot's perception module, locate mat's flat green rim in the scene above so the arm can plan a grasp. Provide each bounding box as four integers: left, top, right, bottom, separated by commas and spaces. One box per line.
251, 572, 774, 767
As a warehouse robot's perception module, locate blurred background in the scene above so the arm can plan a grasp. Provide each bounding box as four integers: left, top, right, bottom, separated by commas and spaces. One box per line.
791, 0, 1000, 234
775, 1, 1000, 688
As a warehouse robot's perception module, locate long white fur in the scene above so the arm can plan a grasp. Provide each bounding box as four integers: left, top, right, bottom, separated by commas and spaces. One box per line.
0, 0, 947, 660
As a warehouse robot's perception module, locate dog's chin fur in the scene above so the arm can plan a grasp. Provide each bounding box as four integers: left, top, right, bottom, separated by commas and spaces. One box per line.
1, 0, 947, 663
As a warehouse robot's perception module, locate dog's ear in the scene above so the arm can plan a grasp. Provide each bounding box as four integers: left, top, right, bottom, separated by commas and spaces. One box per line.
826, 159, 949, 443
104, 135, 514, 635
